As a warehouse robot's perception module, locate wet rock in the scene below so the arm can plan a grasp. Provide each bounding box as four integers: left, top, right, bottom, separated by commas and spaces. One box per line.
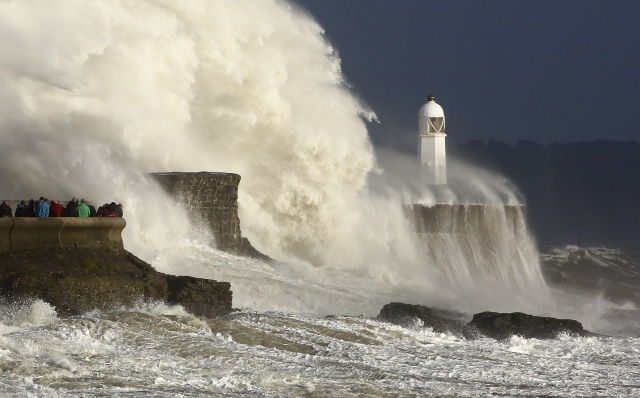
0, 248, 232, 318
377, 302, 466, 335
229, 237, 272, 262
463, 311, 589, 340
166, 275, 231, 319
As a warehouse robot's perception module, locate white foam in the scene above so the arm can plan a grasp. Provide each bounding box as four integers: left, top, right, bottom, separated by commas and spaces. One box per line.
1, 307, 639, 396
0, 299, 58, 332
0, 0, 555, 324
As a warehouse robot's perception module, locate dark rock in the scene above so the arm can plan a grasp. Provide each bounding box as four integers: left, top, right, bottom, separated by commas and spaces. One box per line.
0, 248, 232, 318
463, 311, 590, 340
377, 302, 466, 335
230, 237, 272, 262
166, 275, 231, 318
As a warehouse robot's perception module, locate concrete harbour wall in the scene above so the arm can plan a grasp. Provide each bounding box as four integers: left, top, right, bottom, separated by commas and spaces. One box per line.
405, 204, 525, 234
403, 203, 544, 292
0, 217, 125, 252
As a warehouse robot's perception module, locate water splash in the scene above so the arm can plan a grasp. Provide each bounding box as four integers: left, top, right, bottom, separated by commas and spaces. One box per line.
0, 299, 58, 332
0, 0, 548, 316
0, 0, 374, 262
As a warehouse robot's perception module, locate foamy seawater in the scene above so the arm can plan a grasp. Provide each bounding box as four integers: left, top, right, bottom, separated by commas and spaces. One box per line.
2, 246, 639, 397
2, 1, 639, 395
1, 299, 638, 397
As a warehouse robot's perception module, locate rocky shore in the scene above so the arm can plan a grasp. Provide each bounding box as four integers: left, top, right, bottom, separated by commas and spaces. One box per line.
0, 247, 597, 338
0, 172, 593, 337
0, 247, 232, 318
378, 302, 594, 340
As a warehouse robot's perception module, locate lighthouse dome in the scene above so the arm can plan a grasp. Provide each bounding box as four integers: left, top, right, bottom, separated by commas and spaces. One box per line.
418, 95, 445, 134
418, 95, 444, 118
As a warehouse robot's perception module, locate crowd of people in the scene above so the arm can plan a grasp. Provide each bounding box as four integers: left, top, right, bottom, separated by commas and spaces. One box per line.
0, 198, 123, 218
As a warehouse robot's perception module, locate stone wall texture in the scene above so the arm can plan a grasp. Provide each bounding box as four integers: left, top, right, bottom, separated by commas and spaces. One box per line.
151, 172, 243, 251
0, 217, 125, 252
405, 204, 525, 234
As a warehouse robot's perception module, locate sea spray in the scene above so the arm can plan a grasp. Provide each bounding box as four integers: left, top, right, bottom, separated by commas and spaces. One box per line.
0, 0, 375, 266
372, 149, 550, 313
0, 0, 548, 316
0, 3, 639, 395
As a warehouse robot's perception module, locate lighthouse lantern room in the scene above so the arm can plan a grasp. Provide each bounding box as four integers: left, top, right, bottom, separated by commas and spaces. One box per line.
418, 95, 447, 185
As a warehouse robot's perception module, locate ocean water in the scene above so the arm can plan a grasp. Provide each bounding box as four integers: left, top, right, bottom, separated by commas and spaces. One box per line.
1, 245, 639, 397
1, 1, 639, 396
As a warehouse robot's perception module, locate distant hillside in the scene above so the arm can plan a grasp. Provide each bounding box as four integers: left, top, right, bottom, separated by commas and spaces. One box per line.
448, 140, 640, 250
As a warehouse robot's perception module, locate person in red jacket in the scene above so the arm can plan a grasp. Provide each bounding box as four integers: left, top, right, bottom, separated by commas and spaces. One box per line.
49, 200, 63, 217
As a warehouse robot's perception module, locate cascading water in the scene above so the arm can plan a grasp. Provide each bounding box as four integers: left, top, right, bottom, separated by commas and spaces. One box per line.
0, 0, 548, 316
407, 204, 549, 312
369, 149, 551, 314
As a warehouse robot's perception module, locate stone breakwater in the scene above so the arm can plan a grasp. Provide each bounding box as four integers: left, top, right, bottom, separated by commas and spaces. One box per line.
152, 172, 243, 250
0, 171, 271, 317
0, 217, 232, 318
404, 204, 526, 234
151, 172, 269, 260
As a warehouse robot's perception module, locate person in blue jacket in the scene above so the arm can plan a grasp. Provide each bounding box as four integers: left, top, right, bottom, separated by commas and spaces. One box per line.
36, 197, 50, 217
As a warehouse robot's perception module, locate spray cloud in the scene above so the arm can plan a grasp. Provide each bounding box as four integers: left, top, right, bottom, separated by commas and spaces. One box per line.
0, 0, 549, 315
0, 0, 376, 261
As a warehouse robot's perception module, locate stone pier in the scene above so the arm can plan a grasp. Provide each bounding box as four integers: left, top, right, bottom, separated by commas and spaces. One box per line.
151, 172, 267, 259
405, 204, 525, 235
0, 217, 125, 252
151, 172, 243, 250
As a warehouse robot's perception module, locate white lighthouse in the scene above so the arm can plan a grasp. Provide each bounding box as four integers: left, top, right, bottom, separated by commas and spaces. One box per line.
418, 95, 447, 185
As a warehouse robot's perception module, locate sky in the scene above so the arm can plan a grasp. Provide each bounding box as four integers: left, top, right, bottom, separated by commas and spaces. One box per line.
294, 0, 640, 150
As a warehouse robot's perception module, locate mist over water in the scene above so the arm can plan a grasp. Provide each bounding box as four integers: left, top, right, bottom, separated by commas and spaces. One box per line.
0, 0, 555, 318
